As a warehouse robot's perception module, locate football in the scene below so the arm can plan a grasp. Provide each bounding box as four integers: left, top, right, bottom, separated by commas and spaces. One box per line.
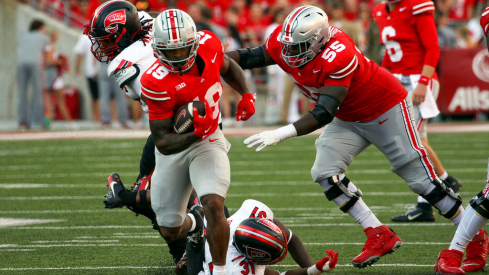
173, 101, 206, 134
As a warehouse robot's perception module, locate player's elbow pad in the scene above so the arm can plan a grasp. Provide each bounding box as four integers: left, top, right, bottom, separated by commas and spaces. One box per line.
237, 47, 266, 70
309, 94, 340, 127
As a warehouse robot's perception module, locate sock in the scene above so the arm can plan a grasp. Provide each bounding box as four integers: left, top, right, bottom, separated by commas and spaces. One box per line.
321, 177, 382, 229
422, 183, 464, 226
417, 196, 430, 205
168, 239, 187, 263
119, 190, 137, 206
213, 264, 226, 275
439, 170, 448, 181
449, 205, 488, 252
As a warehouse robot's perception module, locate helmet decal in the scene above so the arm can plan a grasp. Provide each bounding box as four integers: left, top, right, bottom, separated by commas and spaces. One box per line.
104, 9, 126, 33
245, 247, 272, 262
258, 219, 282, 234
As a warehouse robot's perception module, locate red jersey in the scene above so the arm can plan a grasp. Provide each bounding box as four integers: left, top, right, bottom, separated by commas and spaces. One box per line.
140, 30, 224, 132
482, 7, 489, 36
373, 0, 440, 76
265, 25, 407, 122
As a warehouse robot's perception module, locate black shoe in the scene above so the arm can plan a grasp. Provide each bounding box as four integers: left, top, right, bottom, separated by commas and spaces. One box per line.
444, 175, 461, 193
103, 173, 125, 208
391, 203, 435, 222
187, 205, 205, 253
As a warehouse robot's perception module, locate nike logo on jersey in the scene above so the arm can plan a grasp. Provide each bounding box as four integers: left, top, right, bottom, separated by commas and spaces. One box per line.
379, 118, 389, 125
209, 138, 219, 142
407, 213, 422, 220
211, 53, 217, 63
400, 6, 407, 11
313, 69, 321, 73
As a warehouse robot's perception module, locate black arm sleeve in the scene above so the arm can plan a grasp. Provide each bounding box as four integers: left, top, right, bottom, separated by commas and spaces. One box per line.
237, 46, 266, 70
309, 94, 340, 127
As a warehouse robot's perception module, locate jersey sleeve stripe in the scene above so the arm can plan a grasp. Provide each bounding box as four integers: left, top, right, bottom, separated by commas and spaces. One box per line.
330, 56, 358, 79
141, 87, 170, 101
331, 55, 357, 75
141, 86, 168, 94
413, 2, 433, 9
483, 8, 489, 17
413, 6, 435, 15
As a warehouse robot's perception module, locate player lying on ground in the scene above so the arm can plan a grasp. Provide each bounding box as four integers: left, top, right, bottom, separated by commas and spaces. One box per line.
225, 5, 479, 268
373, 0, 461, 223
187, 199, 338, 275
432, 13, 489, 274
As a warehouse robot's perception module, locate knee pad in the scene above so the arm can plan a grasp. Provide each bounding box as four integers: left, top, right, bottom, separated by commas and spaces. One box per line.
323, 175, 362, 213
422, 178, 462, 219
470, 192, 489, 220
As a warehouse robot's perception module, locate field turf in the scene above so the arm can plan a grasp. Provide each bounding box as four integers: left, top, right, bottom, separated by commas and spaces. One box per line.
1, 132, 488, 274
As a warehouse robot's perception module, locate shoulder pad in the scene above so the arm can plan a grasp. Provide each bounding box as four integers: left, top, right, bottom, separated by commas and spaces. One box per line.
411, 0, 435, 16
115, 65, 140, 89
265, 25, 282, 51
481, 7, 489, 36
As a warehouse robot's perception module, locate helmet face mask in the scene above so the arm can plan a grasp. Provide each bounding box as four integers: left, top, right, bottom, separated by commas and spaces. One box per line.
86, 0, 141, 63
152, 9, 199, 75
280, 6, 331, 68
233, 218, 288, 265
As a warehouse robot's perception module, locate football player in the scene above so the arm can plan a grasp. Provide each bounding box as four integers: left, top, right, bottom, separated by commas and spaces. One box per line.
433, 12, 489, 275
189, 199, 338, 275
226, 5, 467, 268
139, 9, 255, 275
373, 0, 462, 224
85, 0, 187, 264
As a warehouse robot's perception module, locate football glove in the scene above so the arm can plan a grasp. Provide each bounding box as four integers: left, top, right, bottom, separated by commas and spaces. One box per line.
307, 250, 339, 275
236, 93, 255, 121
244, 125, 297, 152
193, 101, 217, 140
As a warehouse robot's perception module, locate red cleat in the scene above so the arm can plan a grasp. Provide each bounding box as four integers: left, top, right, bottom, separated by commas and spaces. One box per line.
352, 225, 403, 268
461, 229, 489, 272
434, 249, 465, 274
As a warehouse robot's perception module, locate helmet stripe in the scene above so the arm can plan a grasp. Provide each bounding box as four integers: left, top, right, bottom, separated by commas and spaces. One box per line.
285, 6, 309, 34
235, 228, 284, 252
166, 10, 179, 42
238, 224, 285, 247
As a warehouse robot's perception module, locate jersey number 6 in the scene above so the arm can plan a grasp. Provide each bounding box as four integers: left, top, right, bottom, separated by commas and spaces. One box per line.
382, 26, 403, 62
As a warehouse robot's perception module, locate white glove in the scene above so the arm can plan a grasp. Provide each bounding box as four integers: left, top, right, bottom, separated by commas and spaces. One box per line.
244, 131, 281, 152
243, 124, 297, 152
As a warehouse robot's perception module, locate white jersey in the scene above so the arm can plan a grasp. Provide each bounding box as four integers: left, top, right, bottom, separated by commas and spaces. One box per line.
201, 200, 274, 275
107, 11, 156, 113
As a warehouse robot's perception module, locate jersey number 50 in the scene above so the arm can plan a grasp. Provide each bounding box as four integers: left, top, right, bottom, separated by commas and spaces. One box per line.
382, 26, 403, 62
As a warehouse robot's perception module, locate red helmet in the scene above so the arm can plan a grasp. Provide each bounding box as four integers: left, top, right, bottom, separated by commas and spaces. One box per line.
85, 0, 142, 63
233, 218, 288, 265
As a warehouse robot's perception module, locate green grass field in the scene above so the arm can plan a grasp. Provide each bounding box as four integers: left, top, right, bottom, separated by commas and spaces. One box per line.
1, 132, 488, 274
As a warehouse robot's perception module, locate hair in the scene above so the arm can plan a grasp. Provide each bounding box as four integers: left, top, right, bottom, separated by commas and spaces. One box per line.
30, 19, 45, 31
201, 6, 213, 21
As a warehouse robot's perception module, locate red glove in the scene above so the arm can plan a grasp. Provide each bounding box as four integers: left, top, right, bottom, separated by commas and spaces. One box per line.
193, 101, 218, 140
236, 93, 255, 121
310, 250, 338, 274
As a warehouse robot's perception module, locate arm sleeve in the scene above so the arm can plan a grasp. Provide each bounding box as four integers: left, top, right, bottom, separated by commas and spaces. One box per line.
414, 14, 440, 68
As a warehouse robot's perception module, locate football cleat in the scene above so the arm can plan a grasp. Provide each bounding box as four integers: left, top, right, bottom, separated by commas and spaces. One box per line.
103, 173, 125, 208
187, 205, 205, 254
434, 249, 465, 274
461, 229, 489, 272
445, 175, 461, 193
175, 250, 188, 275
352, 225, 403, 268
130, 175, 151, 192
391, 203, 435, 222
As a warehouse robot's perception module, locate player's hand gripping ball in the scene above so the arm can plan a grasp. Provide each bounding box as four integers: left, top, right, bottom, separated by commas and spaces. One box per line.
173, 101, 206, 134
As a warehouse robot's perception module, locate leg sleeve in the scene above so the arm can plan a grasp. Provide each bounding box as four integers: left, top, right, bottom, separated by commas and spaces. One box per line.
137, 134, 156, 182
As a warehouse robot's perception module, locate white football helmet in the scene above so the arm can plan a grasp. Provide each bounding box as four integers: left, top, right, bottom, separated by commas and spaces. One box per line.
280, 6, 331, 68
152, 9, 199, 74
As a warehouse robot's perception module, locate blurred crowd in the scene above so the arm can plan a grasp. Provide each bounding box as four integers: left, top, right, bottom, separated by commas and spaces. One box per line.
16, 0, 489, 129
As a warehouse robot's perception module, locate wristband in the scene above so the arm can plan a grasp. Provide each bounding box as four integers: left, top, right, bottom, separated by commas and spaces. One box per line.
307, 265, 322, 275
274, 124, 297, 142
418, 76, 430, 85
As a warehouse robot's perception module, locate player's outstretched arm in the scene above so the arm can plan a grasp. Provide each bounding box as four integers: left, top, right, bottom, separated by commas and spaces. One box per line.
149, 118, 200, 155
265, 250, 339, 275
244, 85, 347, 151
225, 44, 276, 70
220, 55, 255, 121
273, 219, 313, 268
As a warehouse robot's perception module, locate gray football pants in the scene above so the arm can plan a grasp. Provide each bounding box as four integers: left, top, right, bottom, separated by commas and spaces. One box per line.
312, 96, 437, 194
17, 63, 44, 128
151, 129, 230, 228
